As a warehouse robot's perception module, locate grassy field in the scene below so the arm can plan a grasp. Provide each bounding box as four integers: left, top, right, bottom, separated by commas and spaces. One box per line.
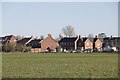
2, 52, 118, 78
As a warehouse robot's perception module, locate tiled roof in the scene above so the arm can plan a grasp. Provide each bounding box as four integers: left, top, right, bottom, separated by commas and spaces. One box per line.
94, 38, 103, 42
59, 37, 77, 43
82, 37, 93, 42
29, 39, 41, 44
29, 39, 42, 48
17, 38, 31, 45
103, 37, 110, 40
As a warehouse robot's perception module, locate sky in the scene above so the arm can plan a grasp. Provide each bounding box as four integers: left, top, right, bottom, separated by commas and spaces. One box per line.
1, 1, 119, 38
118, 1, 120, 36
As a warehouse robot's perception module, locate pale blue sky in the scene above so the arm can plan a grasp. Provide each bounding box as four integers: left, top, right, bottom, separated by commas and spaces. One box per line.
1, 2, 118, 38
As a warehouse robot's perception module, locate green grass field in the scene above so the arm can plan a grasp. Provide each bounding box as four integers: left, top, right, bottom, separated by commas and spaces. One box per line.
2, 52, 118, 78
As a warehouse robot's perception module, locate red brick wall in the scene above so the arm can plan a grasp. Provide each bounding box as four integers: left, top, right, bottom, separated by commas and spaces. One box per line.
10, 36, 16, 42
84, 39, 93, 49
31, 48, 41, 52
41, 34, 59, 52
95, 39, 102, 49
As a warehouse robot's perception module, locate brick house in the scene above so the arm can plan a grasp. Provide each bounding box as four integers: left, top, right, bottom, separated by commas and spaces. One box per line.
40, 34, 59, 52
0, 37, 5, 44
83, 38, 93, 52
0, 35, 17, 43
0, 41, 2, 52
117, 37, 120, 52
110, 37, 118, 47
5, 35, 17, 43
59, 35, 83, 52
93, 38, 103, 51
102, 37, 120, 52
102, 37, 110, 47
59, 37, 77, 51
109, 37, 120, 52
17, 37, 34, 46
28, 39, 42, 52
0, 35, 17, 46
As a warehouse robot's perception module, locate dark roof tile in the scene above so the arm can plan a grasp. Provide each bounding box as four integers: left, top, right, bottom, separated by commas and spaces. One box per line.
17, 38, 31, 45
59, 37, 77, 43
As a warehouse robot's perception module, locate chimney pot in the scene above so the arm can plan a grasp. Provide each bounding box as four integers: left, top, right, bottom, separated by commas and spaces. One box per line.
95, 35, 97, 38
48, 34, 51, 37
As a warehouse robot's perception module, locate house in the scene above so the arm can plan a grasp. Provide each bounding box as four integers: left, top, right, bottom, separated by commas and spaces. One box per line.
109, 37, 118, 51
28, 39, 42, 52
83, 38, 93, 52
0, 42, 2, 52
117, 37, 120, 52
93, 37, 103, 51
0, 35, 16, 43
4, 35, 17, 43
59, 37, 77, 51
59, 35, 83, 52
17, 36, 42, 52
0, 35, 17, 46
0, 37, 5, 44
17, 36, 34, 46
103, 37, 111, 47
40, 34, 59, 52
17, 34, 59, 52
102, 37, 113, 52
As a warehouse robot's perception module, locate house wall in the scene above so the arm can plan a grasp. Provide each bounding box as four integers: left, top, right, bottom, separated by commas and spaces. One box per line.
95, 39, 102, 49
31, 48, 41, 52
66, 42, 74, 50
10, 36, 17, 42
84, 39, 93, 49
41, 34, 59, 52
76, 39, 83, 50
60, 42, 74, 50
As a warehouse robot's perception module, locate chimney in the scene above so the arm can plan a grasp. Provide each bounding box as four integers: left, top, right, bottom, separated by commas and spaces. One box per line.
31, 36, 34, 39
77, 35, 81, 38
48, 34, 51, 37
95, 35, 97, 38
111, 36, 112, 38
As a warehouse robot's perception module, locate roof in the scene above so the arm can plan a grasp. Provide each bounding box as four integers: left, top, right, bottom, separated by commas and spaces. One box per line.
0, 35, 16, 41
29, 39, 42, 44
82, 38, 87, 42
103, 37, 110, 40
0, 37, 5, 40
4, 35, 16, 40
82, 37, 93, 42
29, 39, 42, 48
110, 37, 118, 40
17, 38, 32, 45
94, 38, 103, 42
59, 37, 77, 43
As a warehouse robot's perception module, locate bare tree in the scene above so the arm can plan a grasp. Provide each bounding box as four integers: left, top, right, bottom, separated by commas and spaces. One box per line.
88, 34, 94, 42
98, 33, 107, 38
55, 33, 63, 42
16, 35, 22, 40
88, 34, 94, 38
40, 35, 44, 40
98, 33, 106, 43
62, 25, 75, 37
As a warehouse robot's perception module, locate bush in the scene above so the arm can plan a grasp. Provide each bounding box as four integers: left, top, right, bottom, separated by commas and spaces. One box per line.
23, 46, 31, 52
2, 42, 16, 52
15, 44, 23, 52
